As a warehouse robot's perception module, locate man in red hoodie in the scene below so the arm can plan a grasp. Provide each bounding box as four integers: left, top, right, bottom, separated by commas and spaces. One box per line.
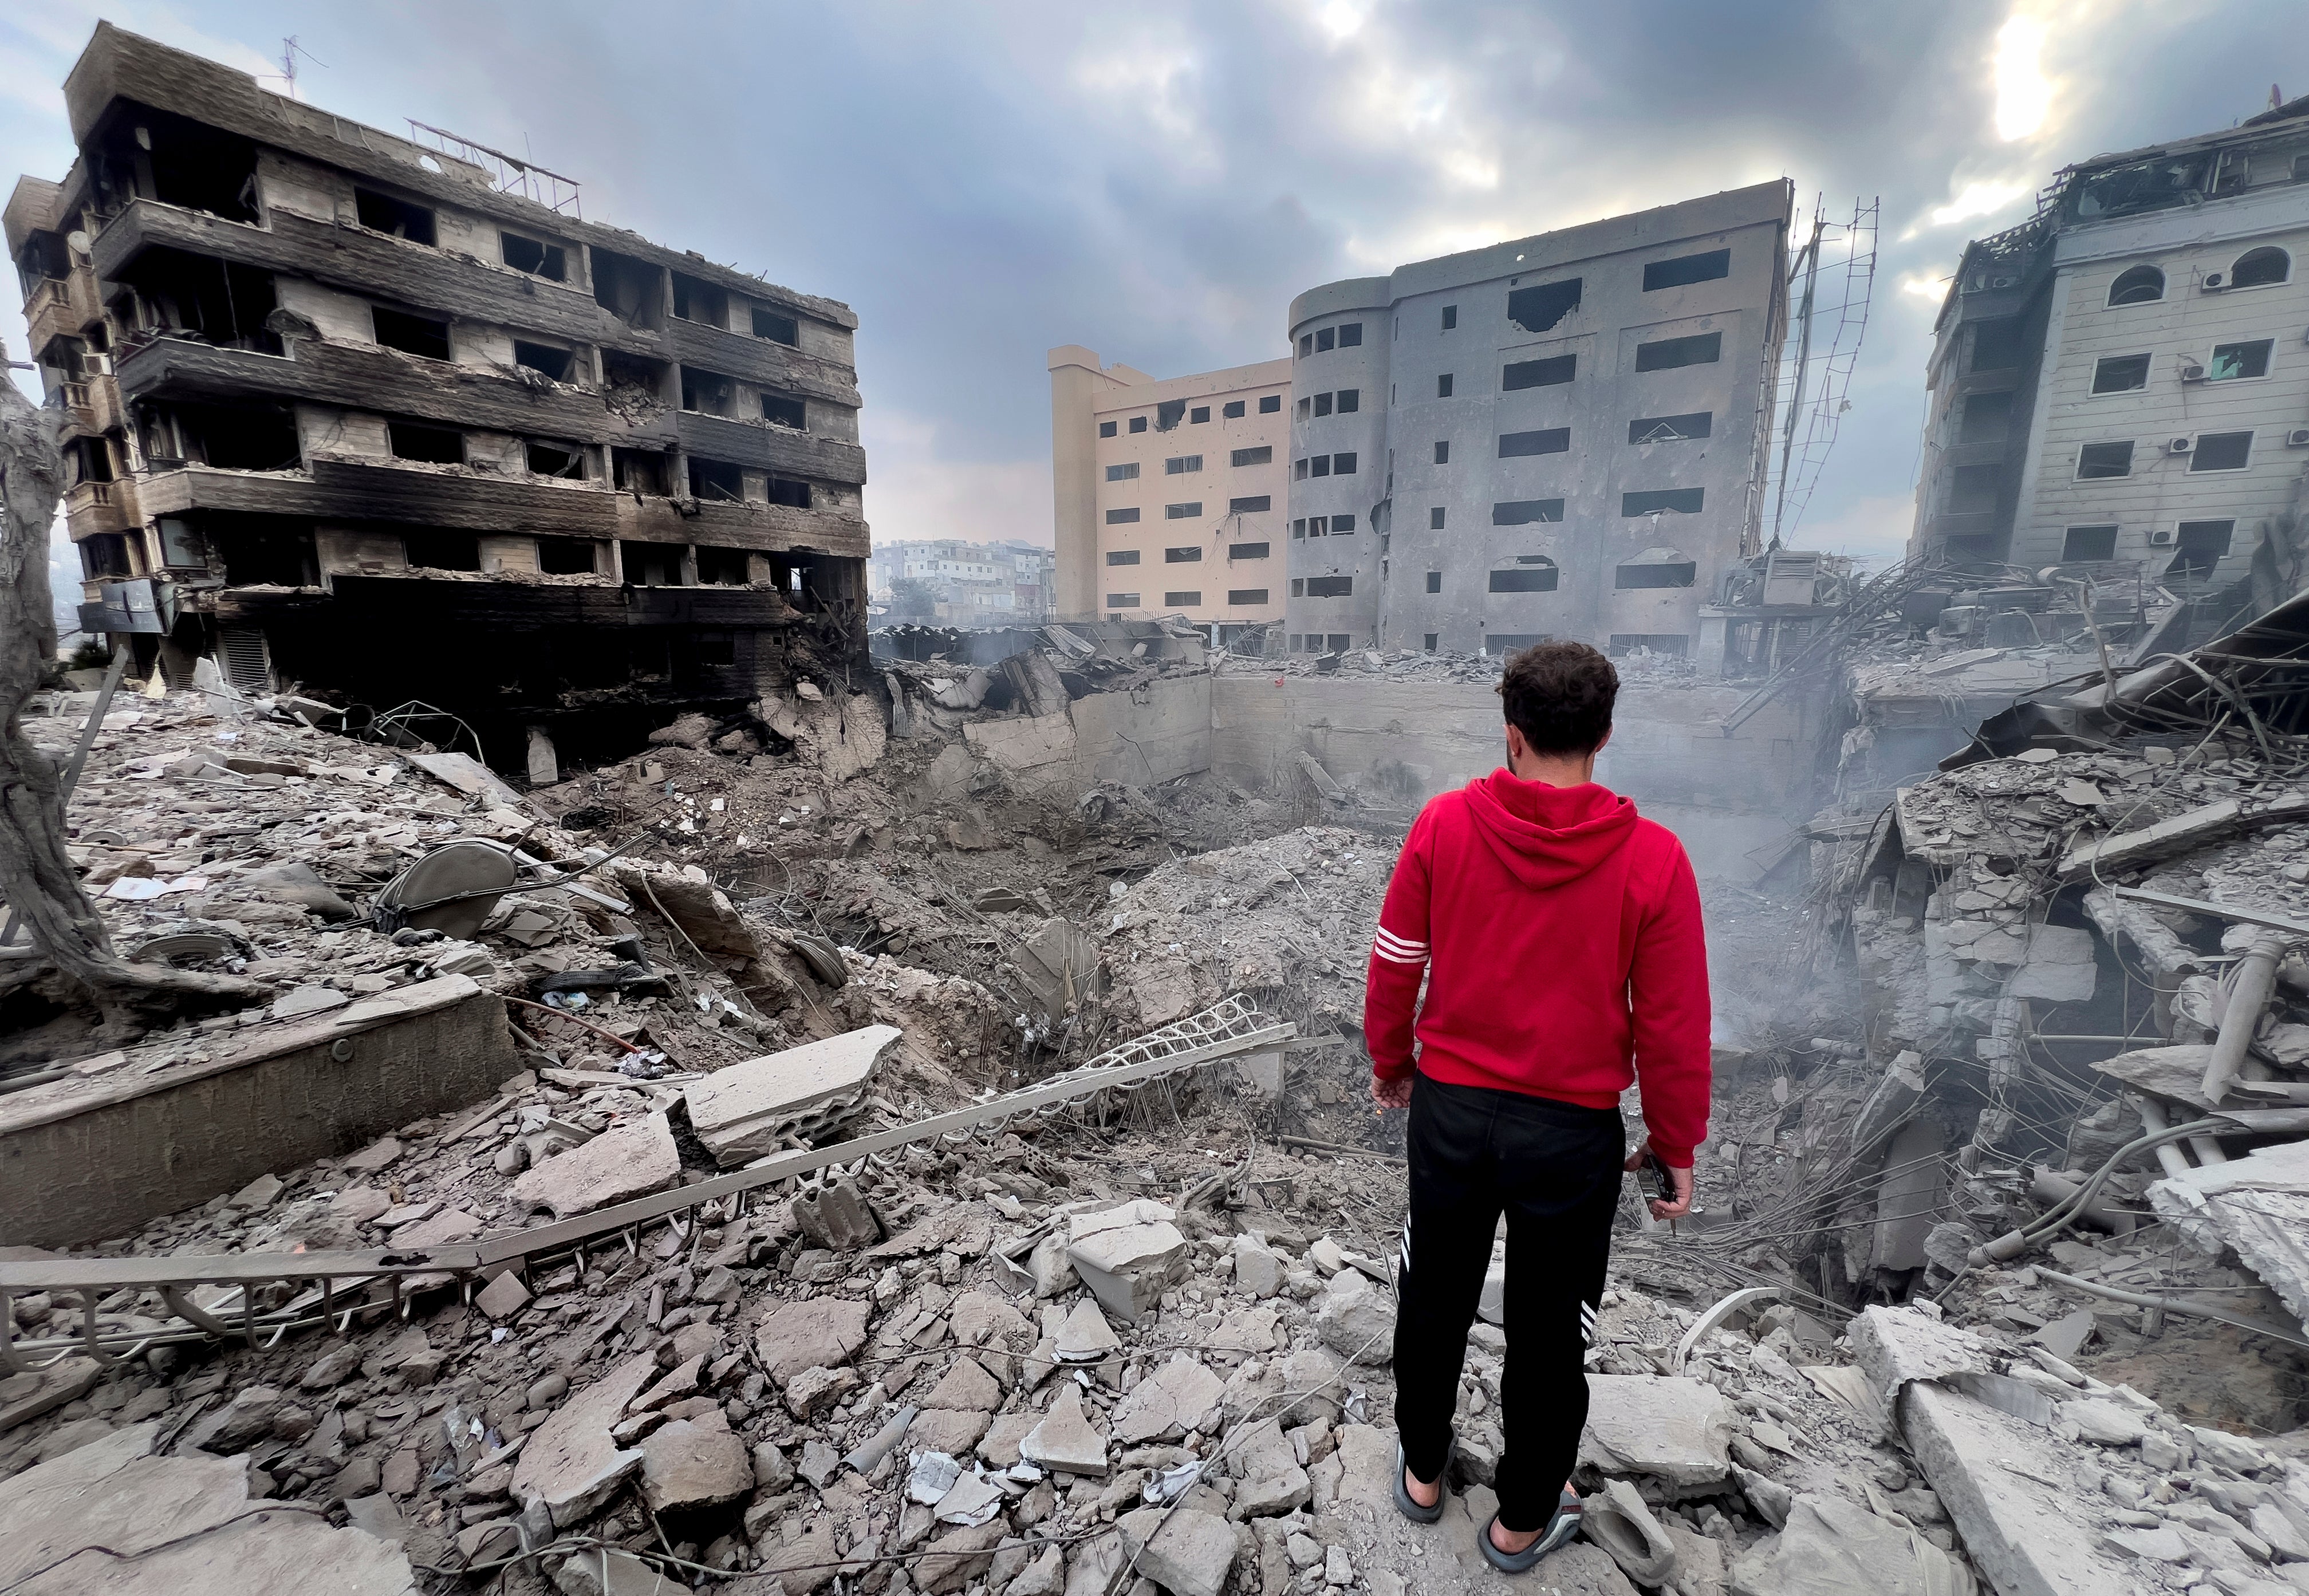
1366, 641, 1709, 1572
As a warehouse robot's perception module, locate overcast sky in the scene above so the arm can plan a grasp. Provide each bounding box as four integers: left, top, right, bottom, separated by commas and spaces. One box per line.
5, 1, 2299, 570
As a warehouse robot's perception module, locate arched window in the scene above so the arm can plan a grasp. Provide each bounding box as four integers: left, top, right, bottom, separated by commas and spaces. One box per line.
2232, 247, 2290, 288
2107, 265, 2164, 306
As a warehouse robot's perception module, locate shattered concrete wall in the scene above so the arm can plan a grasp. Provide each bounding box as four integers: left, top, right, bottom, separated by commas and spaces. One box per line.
960, 675, 1212, 797
1209, 675, 1815, 874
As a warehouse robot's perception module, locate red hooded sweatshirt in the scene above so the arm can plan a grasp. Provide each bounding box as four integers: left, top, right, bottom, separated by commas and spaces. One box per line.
1364, 770, 1712, 1167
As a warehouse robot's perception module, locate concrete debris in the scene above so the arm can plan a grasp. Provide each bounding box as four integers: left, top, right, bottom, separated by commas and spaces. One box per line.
1580, 1376, 1738, 1486
1066, 1201, 1187, 1325
1727, 1493, 1972, 1596
1117, 1506, 1240, 1596
509, 1112, 681, 1220
1019, 1385, 1109, 1476
683, 1027, 900, 1168
0, 1422, 416, 1593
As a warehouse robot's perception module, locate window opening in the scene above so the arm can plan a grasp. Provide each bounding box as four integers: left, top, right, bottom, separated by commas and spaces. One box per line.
2189, 432, 2252, 471
2092, 354, 2150, 393
406, 531, 480, 570
2107, 265, 2164, 305
1507, 279, 1582, 333
1106, 550, 1140, 566
2076, 441, 2133, 479
527, 439, 586, 478
1106, 507, 1140, 525
2231, 247, 2290, 287
767, 475, 812, 507
1229, 495, 1271, 513
388, 421, 463, 464
1622, 487, 1705, 515
1642, 250, 1730, 291
1493, 499, 1564, 525
538, 536, 597, 574
2208, 340, 2273, 381
355, 188, 436, 245
1500, 428, 1571, 456
513, 340, 573, 382
689, 459, 744, 501
373, 306, 451, 360
501, 232, 566, 280
2061, 525, 2118, 562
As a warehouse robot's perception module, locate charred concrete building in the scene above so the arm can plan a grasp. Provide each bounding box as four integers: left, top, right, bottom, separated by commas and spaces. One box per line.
1913, 96, 2309, 590
1282, 182, 1793, 658
6, 24, 869, 770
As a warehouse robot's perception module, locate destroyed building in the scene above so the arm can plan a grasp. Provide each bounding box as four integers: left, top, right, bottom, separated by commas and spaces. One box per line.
1048, 347, 1291, 643
5, 23, 870, 773
1282, 181, 1794, 660
1912, 92, 2309, 586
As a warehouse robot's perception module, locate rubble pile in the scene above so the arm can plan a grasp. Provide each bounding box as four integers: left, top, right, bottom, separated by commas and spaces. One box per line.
3, 689, 886, 1079
1222, 647, 1699, 687
5, 1071, 2091, 1596
1100, 830, 1390, 1038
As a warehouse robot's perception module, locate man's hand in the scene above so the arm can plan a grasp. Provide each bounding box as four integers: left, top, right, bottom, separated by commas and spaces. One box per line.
1624, 1137, 1695, 1221
1370, 1074, 1413, 1112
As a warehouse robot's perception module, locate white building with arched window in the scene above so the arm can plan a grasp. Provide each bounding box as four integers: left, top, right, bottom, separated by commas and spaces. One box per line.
1913, 95, 2309, 590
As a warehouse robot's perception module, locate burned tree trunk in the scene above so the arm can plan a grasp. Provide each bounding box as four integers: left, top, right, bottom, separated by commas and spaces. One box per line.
0, 346, 265, 1039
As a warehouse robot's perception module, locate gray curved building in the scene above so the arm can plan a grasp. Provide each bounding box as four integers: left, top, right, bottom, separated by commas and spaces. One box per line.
1283, 180, 1794, 658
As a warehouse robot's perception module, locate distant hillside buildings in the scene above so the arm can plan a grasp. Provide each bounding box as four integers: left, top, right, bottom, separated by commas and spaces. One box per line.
869, 538, 1054, 625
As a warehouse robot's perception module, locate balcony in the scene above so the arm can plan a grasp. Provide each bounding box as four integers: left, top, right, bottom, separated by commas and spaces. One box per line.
23, 273, 101, 354
673, 410, 868, 486
135, 459, 621, 539
115, 333, 616, 444
64, 478, 140, 538
615, 492, 869, 558
665, 317, 861, 409
92, 199, 605, 346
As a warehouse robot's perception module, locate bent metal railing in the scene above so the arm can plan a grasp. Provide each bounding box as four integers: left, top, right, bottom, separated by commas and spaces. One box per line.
0, 999, 1289, 1371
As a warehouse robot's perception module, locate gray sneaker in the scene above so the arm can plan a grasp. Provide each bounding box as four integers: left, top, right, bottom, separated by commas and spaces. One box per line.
1477, 1491, 1582, 1574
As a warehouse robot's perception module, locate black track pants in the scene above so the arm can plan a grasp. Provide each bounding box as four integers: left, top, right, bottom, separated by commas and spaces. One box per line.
1392, 1072, 1625, 1532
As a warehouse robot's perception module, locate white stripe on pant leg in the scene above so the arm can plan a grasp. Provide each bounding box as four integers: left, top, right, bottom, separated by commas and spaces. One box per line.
1579, 1301, 1597, 1347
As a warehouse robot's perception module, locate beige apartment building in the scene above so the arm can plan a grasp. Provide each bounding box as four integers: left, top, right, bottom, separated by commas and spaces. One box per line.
1049, 346, 1290, 643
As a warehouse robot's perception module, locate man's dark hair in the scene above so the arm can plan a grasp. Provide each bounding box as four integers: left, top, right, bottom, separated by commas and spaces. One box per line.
1497, 641, 1618, 754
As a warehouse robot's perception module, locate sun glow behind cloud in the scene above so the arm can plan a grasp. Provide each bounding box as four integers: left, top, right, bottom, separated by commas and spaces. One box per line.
1993, 14, 2053, 141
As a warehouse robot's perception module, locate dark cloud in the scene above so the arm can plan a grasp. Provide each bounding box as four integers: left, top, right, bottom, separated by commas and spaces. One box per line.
3, 0, 2295, 551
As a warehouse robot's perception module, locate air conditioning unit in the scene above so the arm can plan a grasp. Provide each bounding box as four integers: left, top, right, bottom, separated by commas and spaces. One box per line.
2178, 361, 2208, 383
2167, 436, 2195, 454
2148, 527, 2177, 546
2288, 427, 2309, 447
2203, 271, 2229, 291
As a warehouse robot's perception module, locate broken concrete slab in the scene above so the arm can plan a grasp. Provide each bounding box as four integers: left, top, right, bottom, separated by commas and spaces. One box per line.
1118, 1507, 1240, 1596
2089, 1044, 2219, 1110
1849, 1307, 1991, 1409
1901, 1379, 2137, 1596
1313, 1268, 1396, 1364
1231, 1235, 1284, 1298
682, 1027, 900, 1167
640, 1410, 752, 1513
752, 1297, 870, 1386
1054, 1298, 1122, 1363
512, 1351, 657, 1529
509, 1113, 680, 1220
1726, 1493, 1971, 1596
0, 1355, 100, 1435
1020, 1384, 1109, 1475
2007, 924, 2098, 1003
920, 1356, 1002, 1413
0, 1420, 416, 1593
1066, 1200, 1186, 1324
1110, 1353, 1225, 1443
1578, 1376, 1736, 1486
2149, 1139, 2309, 1325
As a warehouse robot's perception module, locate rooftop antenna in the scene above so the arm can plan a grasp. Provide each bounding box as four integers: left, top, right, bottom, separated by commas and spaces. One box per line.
271, 36, 328, 98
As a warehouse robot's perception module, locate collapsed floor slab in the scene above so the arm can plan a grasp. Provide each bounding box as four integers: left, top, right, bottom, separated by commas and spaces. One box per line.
0, 975, 517, 1248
